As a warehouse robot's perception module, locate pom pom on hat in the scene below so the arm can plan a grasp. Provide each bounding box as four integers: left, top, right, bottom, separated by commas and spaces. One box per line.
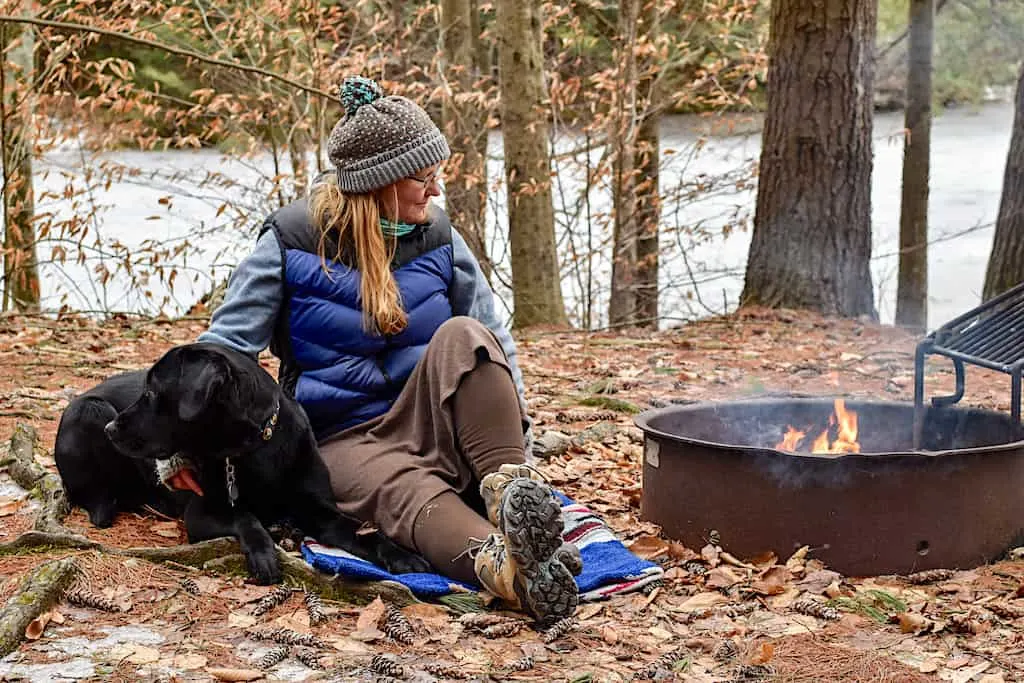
340, 76, 384, 116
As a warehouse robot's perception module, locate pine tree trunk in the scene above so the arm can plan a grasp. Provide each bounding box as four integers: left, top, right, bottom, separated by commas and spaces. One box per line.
634, 1, 661, 328
983, 63, 1024, 301
741, 0, 877, 319
608, 0, 640, 327
441, 0, 492, 281
895, 0, 933, 331
496, 0, 566, 328
1, 12, 39, 312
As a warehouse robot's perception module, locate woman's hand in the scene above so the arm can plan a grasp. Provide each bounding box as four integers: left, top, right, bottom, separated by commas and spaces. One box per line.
167, 468, 204, 496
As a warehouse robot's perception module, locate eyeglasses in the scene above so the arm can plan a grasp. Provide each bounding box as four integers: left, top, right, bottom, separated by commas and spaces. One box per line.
406, 168, 443, 187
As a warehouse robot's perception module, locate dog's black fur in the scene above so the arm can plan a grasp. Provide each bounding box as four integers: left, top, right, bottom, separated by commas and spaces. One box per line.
54, 342, 430, 583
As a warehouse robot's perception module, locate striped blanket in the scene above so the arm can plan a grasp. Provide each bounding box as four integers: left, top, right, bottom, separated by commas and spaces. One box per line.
302, 492, 664, 602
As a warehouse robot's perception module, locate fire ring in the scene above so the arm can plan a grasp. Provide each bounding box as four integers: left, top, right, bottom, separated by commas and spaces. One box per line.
635, 398, 1024, 576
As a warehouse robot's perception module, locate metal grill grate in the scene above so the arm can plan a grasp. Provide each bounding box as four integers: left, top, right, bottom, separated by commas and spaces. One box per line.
914, 280, 1024, 449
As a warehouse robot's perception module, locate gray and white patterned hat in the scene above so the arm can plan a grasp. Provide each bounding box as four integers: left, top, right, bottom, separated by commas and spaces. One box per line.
327, 76, 451, 194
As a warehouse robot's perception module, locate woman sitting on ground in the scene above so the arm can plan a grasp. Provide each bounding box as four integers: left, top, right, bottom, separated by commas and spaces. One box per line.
158, 76, 580, 625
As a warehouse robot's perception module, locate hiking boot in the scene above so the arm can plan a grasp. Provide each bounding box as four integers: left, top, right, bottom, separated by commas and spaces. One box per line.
473, 478, 578, 625
479, 463, 548, 527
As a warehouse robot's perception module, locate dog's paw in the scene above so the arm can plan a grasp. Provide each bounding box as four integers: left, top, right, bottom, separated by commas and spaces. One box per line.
374, 537, 433, 575
246, 549, 283, 585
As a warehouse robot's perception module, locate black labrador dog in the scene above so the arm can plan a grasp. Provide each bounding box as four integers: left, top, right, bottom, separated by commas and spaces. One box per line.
55, 342, 430, 583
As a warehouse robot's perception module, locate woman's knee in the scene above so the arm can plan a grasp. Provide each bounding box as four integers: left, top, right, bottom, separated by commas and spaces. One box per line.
434, 316, 488, 342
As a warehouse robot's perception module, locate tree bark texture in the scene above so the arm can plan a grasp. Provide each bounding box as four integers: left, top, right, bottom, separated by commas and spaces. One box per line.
983, 64, 1024, 301
0, 558, 79, 658
608, 0, 640, 328
741, 0, 877, 319
634, 1, 661, 328
496, 0, 567, 328
440, 0, 492, 281
1, 11, 40, 312
895, 0, 933, 331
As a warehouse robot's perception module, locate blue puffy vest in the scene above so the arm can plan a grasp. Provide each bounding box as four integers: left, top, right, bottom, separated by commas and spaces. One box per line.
261, 199, 454, 441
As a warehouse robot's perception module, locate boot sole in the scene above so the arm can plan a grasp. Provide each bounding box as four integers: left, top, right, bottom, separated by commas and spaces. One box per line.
498, 479, 579, 625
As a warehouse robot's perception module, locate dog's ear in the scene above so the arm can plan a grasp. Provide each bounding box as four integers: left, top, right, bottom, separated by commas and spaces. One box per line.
178, 361, 226, 422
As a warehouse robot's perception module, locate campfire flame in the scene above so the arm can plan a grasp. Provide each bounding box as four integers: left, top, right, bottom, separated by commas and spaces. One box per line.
775, 399, 860, 454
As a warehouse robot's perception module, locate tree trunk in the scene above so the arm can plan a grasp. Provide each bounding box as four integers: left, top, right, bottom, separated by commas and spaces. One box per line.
1, 12, 39, 312
608, 0, 640, 328
895, 0, 933, 331
982, 64, 1024, 301
741, 0, 877, 319
496, 0, 566, 328
634, 1, 661, 328
440, 0, 492, 281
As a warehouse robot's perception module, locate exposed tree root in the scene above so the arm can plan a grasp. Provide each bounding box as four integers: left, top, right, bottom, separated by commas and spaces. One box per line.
0, 557, 80, 657
0, 422, 418, 624
6, 422, 72, 534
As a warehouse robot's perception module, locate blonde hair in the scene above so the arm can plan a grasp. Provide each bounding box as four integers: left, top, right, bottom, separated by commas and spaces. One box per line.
308, 177, 407, 336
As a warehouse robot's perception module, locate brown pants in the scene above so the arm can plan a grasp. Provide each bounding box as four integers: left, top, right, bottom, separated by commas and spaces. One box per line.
319, 316, 528, 582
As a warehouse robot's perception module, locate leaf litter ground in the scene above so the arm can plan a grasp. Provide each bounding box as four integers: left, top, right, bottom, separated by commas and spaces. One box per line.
0, 308, 1020, 681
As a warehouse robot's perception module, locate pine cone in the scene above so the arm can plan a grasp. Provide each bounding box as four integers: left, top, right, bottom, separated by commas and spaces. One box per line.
732, 663, 776, 681
507, 654, 535, 671
180, 578, 200, 595
713, 639, 739, 662
988, 602, 1024, 619
716, 602, 756, 618
458, 612, 521, 630
256, 645, 289, 670
640, 579, 665, 596
683, 560, 708, 576
422, 661, 469, 679
304, 590, 327, 626
791, 597, 841, 621
370, 653, 404, 678
906, 569, 956, 584
293, 646, 323, 670
632, 646, 689, 680
383, 603, 415, 644
65, 587, 121, 613
541, 617, 578, 643
252, 586, 293, 617
482, 621, 524, 638
249, 627, 327, 649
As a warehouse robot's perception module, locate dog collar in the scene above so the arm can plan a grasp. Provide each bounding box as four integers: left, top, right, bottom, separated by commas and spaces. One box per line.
260, 401, 280, 441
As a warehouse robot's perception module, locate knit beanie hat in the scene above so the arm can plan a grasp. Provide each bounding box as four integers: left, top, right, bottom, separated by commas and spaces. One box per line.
327, 76, 451, 194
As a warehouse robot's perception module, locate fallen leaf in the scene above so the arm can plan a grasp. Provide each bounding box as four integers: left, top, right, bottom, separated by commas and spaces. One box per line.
649, 626, 674, 640
951, 662, 990, 683
918, 660, 940, 674
701, 544, 721, 568
48, 611, 65, 625
273, 609, 310, 633
798, 569, 842, 595
356, 597, 386, 630
785, 545, 810, 574
191, 576, 222, 595
228, 612, 257, 628
751, 566, 792, 596
206, 668, 265, 681
748, 551, 778, 567
576, 602, 604, 621
329, 636, 373, 654
946, 656, 972, 669
628, 535, 670, 560
679, 592, 725, 612
979, 674, 1006, 683
705, 566, 741, 590
601, 625, 619, 644
746, 642, 774, 666
24, 611, 53, 640
126, 645, 161, 665
172, 653, 208, 670
897, 612, 932, 634
0, 498, 23, 516
667, 541, 698, 562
